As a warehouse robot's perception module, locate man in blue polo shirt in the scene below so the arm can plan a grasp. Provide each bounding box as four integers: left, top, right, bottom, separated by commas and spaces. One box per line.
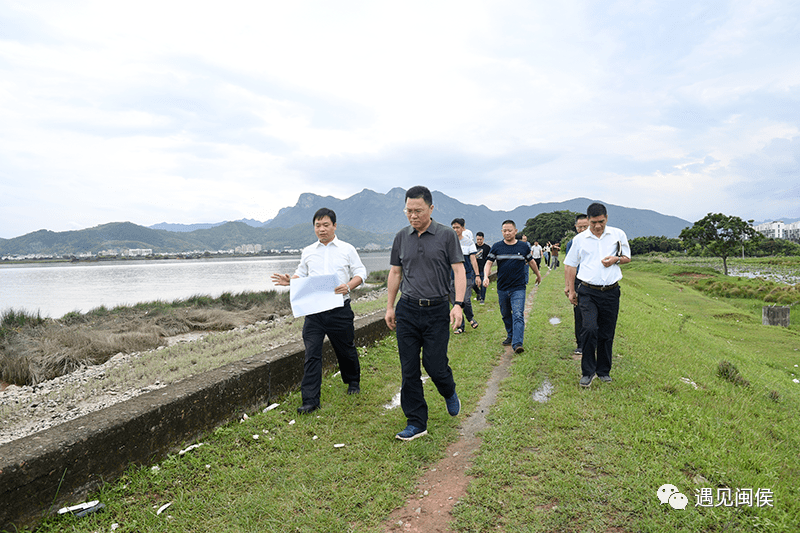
483, 219, 542, 354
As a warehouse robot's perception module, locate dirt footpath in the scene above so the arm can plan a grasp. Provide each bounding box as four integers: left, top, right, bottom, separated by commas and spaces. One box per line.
383, 285, 539, 532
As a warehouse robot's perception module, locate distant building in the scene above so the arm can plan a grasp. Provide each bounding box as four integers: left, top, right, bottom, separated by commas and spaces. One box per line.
125, 249, 153, 257
785, 221, 800, 243
754, 221, 785, 240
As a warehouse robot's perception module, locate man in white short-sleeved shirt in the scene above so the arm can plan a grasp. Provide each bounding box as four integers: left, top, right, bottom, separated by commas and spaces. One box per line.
564, 203, 631, 388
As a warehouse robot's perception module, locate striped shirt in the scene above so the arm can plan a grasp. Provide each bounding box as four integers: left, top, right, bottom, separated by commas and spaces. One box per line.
487, 240, 533, 291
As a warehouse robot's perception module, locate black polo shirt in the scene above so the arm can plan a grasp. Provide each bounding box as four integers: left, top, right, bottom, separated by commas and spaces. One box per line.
390, 219, 463, 300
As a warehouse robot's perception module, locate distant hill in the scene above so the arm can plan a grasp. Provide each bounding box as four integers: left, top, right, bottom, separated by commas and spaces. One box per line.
149, 218, 270, 232
0, 190, 691, 256
265, 188, 691, 242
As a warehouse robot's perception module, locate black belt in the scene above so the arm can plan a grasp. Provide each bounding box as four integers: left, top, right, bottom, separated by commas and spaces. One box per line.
401, 295, 449, 306
579, 281, 619, 291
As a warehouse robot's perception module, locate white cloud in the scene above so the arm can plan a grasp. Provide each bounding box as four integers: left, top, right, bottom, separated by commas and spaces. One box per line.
1, 0, 799, 238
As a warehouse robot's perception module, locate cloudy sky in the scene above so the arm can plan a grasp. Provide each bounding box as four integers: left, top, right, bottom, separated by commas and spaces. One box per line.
1, 0, 798, 239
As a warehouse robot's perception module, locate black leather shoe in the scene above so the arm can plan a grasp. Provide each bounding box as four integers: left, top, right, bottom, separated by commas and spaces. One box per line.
347, 382, 361, 395
297, 404, 320, 414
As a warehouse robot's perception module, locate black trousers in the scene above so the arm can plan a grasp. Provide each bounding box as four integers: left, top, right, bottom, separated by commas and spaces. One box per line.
300, 301, 360, 406
573, 299, 583, 349
576, 283, 620, 377
395, 298, 456, 430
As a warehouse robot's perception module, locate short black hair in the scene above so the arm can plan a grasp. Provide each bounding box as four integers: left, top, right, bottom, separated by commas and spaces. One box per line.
313, 207, 336, 225
405, 185, 433, 206
586, 203, 607, 218
502, 219, 516, 228
476, 231, 484, 237
575, 214, 588, 223
451, 218, 465, 227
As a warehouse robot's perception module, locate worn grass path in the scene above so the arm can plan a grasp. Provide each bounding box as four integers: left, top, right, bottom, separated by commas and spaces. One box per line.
25, 263, 800, 533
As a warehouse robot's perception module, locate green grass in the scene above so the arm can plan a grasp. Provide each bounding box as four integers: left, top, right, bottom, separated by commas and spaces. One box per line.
453, 266, 800, 532
20, 265, 800, 532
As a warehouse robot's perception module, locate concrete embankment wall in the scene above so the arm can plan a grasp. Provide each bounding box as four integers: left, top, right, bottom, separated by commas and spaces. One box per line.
0, 311, 390, 532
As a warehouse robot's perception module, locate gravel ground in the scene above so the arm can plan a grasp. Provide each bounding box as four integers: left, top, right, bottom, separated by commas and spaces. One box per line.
0, 288, 387, 446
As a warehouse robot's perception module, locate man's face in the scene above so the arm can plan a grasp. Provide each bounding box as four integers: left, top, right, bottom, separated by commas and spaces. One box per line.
314, 216, 336, 244
451, 223, 464, 238
502, 223, 517, 243
575, 218, 590, 234
588, 214, 607, 237
476, 235, 484, 246
404, 197, 433, 231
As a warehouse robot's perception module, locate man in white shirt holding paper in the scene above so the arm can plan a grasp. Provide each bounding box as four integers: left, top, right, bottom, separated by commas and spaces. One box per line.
564, 202, 631, 388
271, 207, 367, 414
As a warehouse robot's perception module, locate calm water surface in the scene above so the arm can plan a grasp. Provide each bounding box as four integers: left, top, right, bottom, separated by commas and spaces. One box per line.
0, 253, 391, 319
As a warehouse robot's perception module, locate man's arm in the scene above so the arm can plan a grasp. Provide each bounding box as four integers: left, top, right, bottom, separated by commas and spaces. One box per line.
528, 258, 542, 285
469, 254, 480, 285
565, 265, 578, 305
270, 273, 299, 286
600, 255, 631, 268
482, 259, 494, 287
339, 249, 367, 294
336, 275, 363, 295
451, 262, 466, 331
384, 265, 403, 331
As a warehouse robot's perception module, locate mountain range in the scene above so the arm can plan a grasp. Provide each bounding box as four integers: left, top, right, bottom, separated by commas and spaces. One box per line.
0, 188, 692, 256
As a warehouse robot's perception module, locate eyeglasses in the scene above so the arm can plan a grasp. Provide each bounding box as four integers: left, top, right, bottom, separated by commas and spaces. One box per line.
403, 208, 428, 216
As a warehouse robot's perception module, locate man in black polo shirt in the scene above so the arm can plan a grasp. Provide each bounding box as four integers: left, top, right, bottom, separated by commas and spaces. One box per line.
385, 186, 467, 441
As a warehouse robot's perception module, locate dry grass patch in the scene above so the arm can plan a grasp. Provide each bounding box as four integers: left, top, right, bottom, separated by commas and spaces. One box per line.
1, 292, 291, 386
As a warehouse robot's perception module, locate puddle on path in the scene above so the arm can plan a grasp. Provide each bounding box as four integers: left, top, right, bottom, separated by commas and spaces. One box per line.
532, 378, 554, 403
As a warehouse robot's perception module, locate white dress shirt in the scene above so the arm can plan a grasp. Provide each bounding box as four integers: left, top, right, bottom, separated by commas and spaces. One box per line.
294, 236, 367, 300
564, 225, 630, 286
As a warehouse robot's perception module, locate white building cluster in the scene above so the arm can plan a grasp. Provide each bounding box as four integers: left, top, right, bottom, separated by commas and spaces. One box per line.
234, 244, 262, 254
754, 220, 800, 242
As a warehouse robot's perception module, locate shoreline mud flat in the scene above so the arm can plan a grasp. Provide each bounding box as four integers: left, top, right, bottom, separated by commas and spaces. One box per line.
0, 288, 388, 446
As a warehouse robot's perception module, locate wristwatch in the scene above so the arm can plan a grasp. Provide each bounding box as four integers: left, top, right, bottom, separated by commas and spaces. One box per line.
454, 301, 466, 308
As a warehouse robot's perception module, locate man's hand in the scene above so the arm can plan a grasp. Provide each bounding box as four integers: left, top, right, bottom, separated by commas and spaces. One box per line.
482, 276, 490, 288
334, 283, 350, 295
568, 290, 578, 306
450, 305, 463, 331
534, 272, 542, 285
271, 273, 291, 286
601, 255, 620, 268
385, 307, 397, 331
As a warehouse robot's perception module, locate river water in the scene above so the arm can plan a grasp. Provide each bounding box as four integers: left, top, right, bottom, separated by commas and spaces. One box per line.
0, 252, 391, 319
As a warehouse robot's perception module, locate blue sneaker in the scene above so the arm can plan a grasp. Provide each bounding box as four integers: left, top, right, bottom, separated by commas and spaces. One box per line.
396, 425, 427, 441
445, 391, 461, 416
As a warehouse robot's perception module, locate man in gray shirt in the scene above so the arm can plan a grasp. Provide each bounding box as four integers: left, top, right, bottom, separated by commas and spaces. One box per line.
385, 186, 467, 441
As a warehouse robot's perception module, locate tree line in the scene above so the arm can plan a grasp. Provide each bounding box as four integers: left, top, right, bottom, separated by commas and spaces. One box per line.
522, 211, 800, 276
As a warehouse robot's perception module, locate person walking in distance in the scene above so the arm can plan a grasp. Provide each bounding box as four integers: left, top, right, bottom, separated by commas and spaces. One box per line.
451, 218, 480, 332
482, 220, 542, 354
564, 214, 590, 356
473, 232, 491, 304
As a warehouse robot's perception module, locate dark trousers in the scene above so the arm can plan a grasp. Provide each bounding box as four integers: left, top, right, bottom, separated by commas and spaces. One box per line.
573, 298, 583, 349
473, 273, 487, 301
395, 298, 456, 430
300, 301, 360, 406
576, 283, 620, 377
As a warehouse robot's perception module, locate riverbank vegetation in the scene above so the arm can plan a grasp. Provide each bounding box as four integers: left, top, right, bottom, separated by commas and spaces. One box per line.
0, 273, 387, 386
22, 261, 800, 532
